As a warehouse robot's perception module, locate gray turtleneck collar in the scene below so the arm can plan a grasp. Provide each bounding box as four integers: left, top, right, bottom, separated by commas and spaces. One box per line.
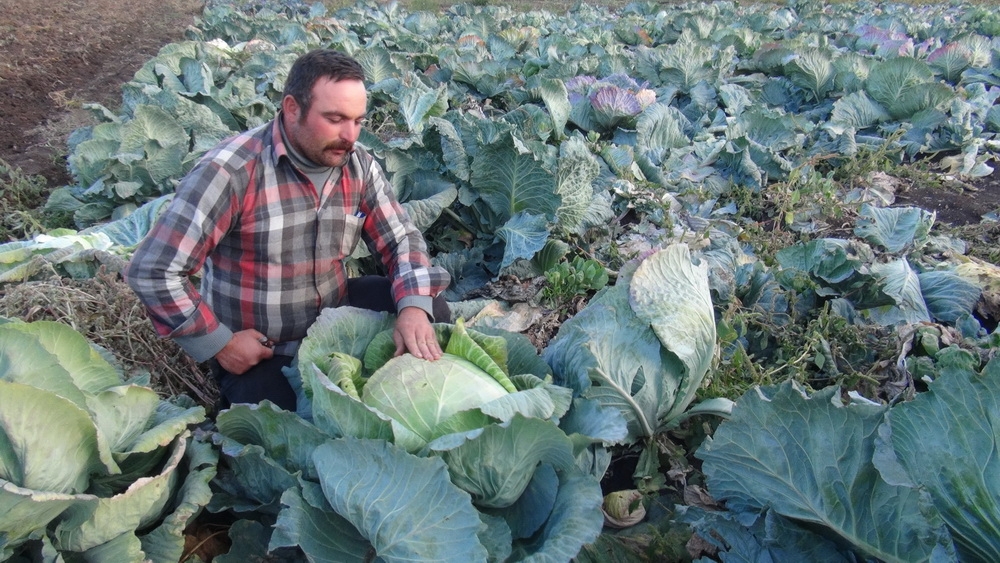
279, 114, 341, 189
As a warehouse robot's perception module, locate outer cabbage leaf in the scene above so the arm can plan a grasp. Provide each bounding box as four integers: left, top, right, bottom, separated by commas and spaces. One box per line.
636, 103, 689, 152
853, 204, 934, 253
355, 45, 398, 86
865, 57, 935, 111
675, 506, 854, 562
865, 58, 955, 120
118, 104, 188, 159
492, 463, 558, 541
0, 324, 92, 407
401, 186, 458, 231
629, 244, 717, 425
399, 82, 448, 135
73, 530, 145, 562
312, 438, 489, 563
555, 135, 600, 233
0, 481, 97, 558
639, 38, 716, 91
543, 273, 665, 440
2, 320, 121, 393
209, 434, 299, 513
310, 366, 395, 443
88, 193, 173, 247
544, 245, 720, 442
437, 415, 576, 508
505, 465, 604, 563
918, 270, 981, 323
878, 355, 1000, 562
539, 78, 570, 138
215, 403, 329, 480
495, 211, 551, 273
775, 238, 859, 285
471, 133, 558, 224
557, 398, 629, 448
784, 48, 836, 101
297, 307, 396, 398
52, 432, 188, 552
928, 43, 972, 83
271, 486, 375, 562
697, 382, 956, 562
139, 436, 218, 563
0, 380, 103, 494
121, 399, 204, 457
221, 520, 282, 563
428, 116, 470, 182
476, 384, 565, 424
828, 91, 890, 134
862, 258, 931, 325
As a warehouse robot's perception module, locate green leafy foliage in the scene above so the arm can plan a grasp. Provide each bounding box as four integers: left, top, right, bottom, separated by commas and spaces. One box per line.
0, 318, 214, 562
44, 0, 1000, 293
695, 346, 1000, 562
544, 245, 733, 494
7, 1, 1000, 557
209, 308, 619, 561
0, 195, 172, 283
541, 256, 609, 309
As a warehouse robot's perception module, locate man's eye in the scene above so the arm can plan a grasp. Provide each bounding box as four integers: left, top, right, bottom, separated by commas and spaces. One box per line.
357, 118, 368, 127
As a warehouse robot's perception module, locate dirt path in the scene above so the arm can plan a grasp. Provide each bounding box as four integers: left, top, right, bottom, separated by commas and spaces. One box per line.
0, 0, 203, 186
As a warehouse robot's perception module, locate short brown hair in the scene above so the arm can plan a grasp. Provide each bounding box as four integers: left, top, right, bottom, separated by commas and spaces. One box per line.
282, 49, 366, 117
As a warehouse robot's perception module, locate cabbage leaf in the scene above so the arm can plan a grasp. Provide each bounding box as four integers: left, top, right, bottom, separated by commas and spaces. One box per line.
697, 382, 957, 562
878, 354, 1000, 562
544, 245, 728, 446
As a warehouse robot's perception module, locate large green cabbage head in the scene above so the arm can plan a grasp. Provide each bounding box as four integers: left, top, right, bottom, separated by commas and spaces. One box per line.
296, 313, 572, 452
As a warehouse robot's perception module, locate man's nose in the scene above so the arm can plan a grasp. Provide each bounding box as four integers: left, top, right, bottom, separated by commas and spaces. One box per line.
341, 123, 361, 142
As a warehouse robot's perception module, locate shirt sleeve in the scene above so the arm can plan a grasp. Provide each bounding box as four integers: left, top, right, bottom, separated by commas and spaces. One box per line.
356, 156, 451, 308
123, 153, 244, 362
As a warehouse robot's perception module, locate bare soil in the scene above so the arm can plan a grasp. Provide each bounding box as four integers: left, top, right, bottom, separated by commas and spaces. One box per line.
0, 0, 203, 185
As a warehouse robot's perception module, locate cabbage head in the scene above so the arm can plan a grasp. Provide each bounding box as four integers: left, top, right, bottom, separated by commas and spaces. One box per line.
362, 353, 510, 444
0, 318, 215, 562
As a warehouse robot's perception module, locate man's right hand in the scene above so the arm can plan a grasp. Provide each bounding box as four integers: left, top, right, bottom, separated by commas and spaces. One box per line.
215, 329, 275, 375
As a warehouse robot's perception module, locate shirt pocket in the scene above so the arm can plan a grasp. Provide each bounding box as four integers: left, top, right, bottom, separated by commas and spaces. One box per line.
339, 212, 365, 258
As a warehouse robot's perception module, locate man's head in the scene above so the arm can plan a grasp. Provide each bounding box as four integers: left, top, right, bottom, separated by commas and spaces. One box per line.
281, 50, 368, 168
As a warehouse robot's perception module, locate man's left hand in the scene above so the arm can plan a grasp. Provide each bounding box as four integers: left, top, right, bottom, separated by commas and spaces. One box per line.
393, 306, 442, 360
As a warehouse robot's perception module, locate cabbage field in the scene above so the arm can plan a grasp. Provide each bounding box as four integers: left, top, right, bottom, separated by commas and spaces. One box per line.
2, 0, 1000, 560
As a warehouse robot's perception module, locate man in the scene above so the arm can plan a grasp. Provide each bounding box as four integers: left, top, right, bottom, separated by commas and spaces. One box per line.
125, 49, 451, 412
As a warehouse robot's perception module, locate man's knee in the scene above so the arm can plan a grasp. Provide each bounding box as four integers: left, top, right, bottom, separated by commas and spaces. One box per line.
432, 295, 451, 323
213, 356, 297, 412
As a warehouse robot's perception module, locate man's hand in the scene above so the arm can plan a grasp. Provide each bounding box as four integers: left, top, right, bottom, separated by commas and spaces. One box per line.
393, 306, 442, 360
216, 329, 275, 374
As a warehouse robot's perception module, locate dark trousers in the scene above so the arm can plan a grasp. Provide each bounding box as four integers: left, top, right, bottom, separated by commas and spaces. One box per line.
211, 276, 449, 412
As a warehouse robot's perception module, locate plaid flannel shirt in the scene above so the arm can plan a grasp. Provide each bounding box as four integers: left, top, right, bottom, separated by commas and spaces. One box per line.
124, 116, 451, 362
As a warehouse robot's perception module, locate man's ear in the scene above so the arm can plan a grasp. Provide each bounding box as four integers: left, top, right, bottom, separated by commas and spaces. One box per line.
282, 95, 300, 121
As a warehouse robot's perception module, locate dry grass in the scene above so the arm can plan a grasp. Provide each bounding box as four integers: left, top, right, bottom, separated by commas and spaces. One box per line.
0, 270, 219, 407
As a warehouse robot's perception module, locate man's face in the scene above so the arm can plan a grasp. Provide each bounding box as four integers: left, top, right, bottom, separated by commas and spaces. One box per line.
283, 77, 367, 168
